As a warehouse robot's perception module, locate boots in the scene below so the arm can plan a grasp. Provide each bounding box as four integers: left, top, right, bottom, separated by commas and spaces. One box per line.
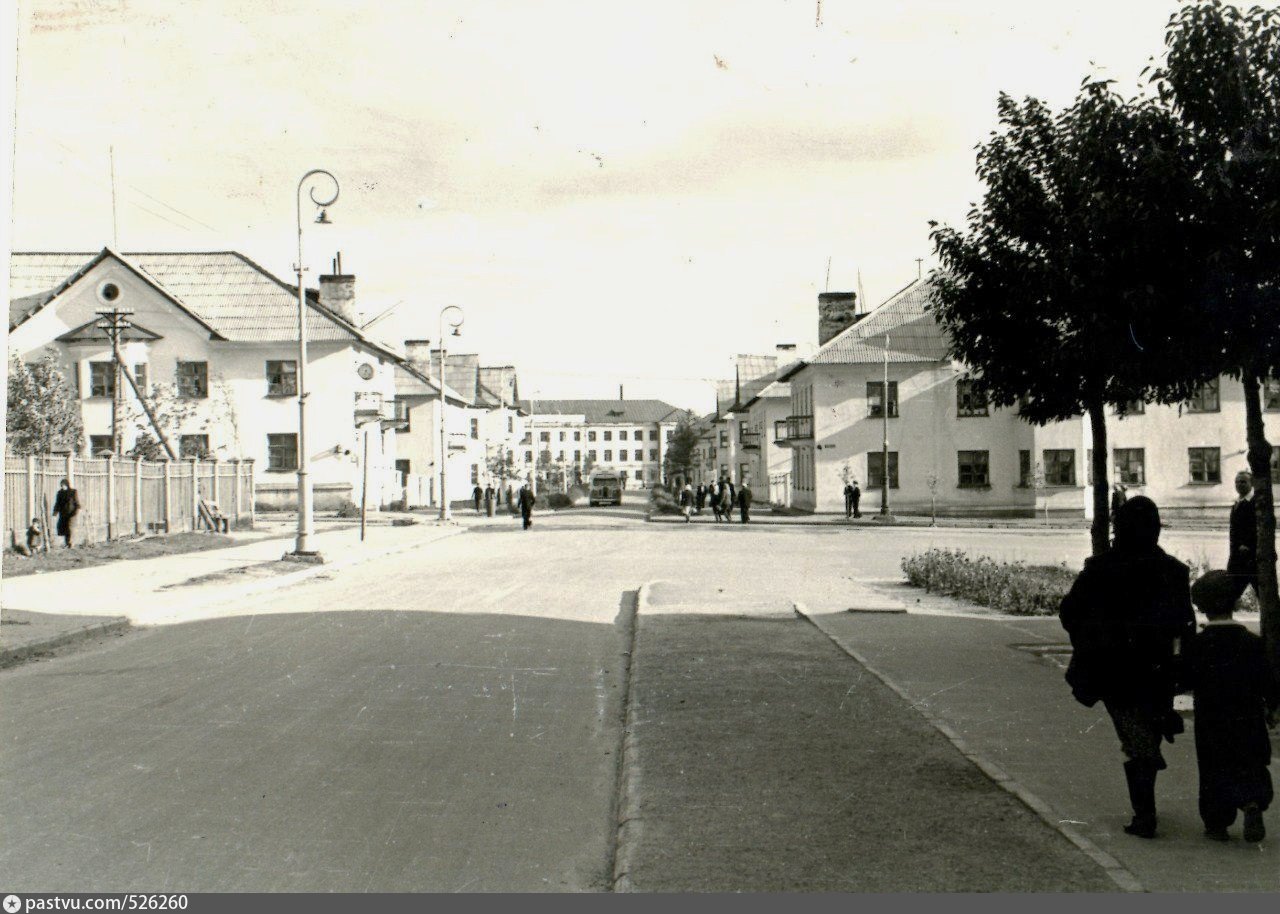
1123, 760, 1158, 838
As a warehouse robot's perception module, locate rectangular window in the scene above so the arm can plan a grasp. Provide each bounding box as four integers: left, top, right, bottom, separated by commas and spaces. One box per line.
89, 361, 114, 398
588, 431, 597, 442
634, 449, 643, 461
574, 431, 581, 441
394, 397, 411, 432
650, 449, 658, 461
867, 381, 899, 418
649, 430, 657, 441
471, 464, 479, 484
719, 430, 728, 446
867, 451, 900, 489
508, 416, 514, 433
525, 450, 533, 463
604, 450, 613, 462
539, 449, 552, 465
89, 434, 113, 455
267, 433, 298, 471
588, 449, 597, 462
957, 450, 990, 487
739, 421, 749, 438
133, 363, 147, 393
1114, 448, 1146, 485
539, 431, 550, 442
179, 434, 210, 459
1189, 447, 1221, 484
956, 380, 989, 417
620, 430, 628, 441
1018, 450, 1032, 488
395, 459, 411, 478
1043, 450, 1076, 486
604, 431, 613, 441
574, 450, 581, 461
471, 418, 480, 439
635, 429, 644, 440
740, 462, 749, 482
265, 360, 297, 397
177, 361, 208, 399
665, 430, 673, 442
1264, 379, 1280, 411
558, 431, 565, 442
1187, 378, 1220, 413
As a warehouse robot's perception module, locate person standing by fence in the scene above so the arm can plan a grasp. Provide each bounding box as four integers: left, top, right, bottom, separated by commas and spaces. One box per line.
52, 478, 79, 549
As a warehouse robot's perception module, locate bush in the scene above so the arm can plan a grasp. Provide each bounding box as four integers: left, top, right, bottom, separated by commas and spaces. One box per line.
334, 499, 361, 519
901, 548, 1077, 616
649, 485, 683, 516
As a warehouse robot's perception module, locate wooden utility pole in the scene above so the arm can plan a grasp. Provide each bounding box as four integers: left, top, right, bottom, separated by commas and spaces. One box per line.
95, 308, 133, 455
880, 333, 891, 516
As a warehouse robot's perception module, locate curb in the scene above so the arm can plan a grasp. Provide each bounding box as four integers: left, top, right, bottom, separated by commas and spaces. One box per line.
0, 616, 132, 667
610, 579, 656, 893
793, 600, 1145, 894
143, 526, 468, 622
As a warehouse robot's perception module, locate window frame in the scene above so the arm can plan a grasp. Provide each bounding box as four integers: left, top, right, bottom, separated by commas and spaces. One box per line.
867, 381, 899, 419
88, 361, 115, 399
1113, 448, 1146, 485
267, 433, 299, 472
866, 450, 900, 489
955, 380, 989, 418
1187, 378, 1220, 413
265, 360, 298, 398
1043, 449, 1076, 487
1188, 447, 1222, 485
176, 361, 209, 399
957, 450, 990, 487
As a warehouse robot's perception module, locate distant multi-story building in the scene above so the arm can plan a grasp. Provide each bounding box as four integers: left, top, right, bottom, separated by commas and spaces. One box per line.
517, 397, 690, 489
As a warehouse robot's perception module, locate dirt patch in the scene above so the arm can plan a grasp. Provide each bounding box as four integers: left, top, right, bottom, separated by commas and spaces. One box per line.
3, 533, 238, 579
623, 613, 1115, 891
162, 560, 302, 589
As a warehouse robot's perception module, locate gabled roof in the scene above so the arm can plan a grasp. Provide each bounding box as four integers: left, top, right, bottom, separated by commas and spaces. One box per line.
779, 278, 949, 381
393, 361, 471, 407
9, 250, 400, 358
518, 399, 688, 424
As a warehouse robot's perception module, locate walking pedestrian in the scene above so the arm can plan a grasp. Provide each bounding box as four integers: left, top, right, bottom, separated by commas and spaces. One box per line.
844, 481, 855, 519
679, 483, 694, 523
1110, 483, 1128, 523
484, 483, 495, 515
52, 478, 79, 549
1058, 496, 1195, 839
1228, 471, 1257, 600
1187, 570, 1279, 843
695, 484, 706, 515
851, 481, 862, 518
472, 484, 483, 513
518, 482, 536, 530
738, 483, 752, 524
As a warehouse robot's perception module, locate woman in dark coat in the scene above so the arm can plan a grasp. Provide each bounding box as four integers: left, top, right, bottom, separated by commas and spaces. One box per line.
52, 478, 79, 548
1058, 496, 1195, 838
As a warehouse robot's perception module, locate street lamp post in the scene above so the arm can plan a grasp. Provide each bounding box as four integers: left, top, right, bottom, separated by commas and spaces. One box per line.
437, 305, 465, 521
291, 169, 339, 560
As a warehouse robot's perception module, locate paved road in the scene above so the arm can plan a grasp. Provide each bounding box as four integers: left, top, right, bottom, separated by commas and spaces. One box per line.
0, 498, 1246, 890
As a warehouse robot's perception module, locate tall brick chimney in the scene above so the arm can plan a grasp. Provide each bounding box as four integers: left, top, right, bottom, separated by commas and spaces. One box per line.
818, 291, 859, 345
319, 252, 359, 326
404, 340, 433, 376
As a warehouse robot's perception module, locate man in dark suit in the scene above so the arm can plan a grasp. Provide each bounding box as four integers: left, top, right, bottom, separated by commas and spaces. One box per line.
518, 483, 536, 530
738, 483, 753, 524
1228, 471, 1257, 600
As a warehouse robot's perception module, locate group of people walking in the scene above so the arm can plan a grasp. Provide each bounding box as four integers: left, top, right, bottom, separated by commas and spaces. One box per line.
1060, 476, 1278, 845
679, 479, 752, 524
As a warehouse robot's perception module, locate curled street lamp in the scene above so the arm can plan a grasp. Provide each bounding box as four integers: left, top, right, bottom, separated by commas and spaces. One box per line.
437, 304, 465, 521
291, 168, 339, 560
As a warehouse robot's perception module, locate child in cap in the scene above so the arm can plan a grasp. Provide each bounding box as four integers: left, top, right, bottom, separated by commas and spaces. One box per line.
1188, 569, 1279, 842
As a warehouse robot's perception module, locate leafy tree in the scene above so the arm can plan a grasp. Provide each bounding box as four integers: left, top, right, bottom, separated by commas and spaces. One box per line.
1155, 0, 1280, 671
930, 81, 1203, 555
662, 418, 699, 486
6, 352, 83, 455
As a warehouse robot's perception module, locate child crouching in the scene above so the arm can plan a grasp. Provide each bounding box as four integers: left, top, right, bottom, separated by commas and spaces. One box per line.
1188, 570, 1279, 843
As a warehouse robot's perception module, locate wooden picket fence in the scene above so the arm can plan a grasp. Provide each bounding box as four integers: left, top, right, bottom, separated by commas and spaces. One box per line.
4, 454, 255, 549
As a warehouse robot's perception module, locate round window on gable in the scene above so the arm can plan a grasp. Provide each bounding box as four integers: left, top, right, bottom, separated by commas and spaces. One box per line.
97, 281, 121, 304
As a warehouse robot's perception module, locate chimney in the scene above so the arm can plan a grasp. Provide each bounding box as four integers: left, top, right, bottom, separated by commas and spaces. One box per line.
818, 291, 859, 345
318, 252, 359, 326
404, 340, 433, 376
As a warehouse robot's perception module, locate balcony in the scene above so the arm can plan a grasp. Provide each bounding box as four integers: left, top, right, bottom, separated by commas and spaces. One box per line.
776, 415, 813, 448
739, 429, 762, 451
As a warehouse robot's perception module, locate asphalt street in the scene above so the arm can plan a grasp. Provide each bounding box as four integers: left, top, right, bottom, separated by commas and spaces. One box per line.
0, 499, 1254, 890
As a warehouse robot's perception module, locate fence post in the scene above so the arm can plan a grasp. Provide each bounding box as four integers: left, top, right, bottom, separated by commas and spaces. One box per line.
25, 455, 36, 526
245, 459, 255, 528
190, 456, 201, 531
65, 453, 75, 487
162, 459, 173, 533
134, 456, 143, 535
105, 453, 116, 541
233, 458, 243, 528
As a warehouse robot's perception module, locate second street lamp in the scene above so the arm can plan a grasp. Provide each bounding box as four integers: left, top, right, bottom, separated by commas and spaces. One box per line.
437, 304, 465, 521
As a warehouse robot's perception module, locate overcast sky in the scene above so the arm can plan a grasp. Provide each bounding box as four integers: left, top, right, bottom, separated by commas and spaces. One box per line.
8, 0, 1185, 411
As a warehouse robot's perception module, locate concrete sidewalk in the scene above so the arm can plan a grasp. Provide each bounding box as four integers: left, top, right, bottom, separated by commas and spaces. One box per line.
1, 519, 466, 636
796, 600, 1278, 892
646, 509, 1233, 533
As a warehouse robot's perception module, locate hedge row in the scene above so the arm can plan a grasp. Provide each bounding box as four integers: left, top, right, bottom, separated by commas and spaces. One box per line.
900, 548, 1078, 616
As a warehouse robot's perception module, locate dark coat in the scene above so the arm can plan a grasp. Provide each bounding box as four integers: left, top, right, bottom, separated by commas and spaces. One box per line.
1188, 623, 1278, 772
1228, 498, 1257, 576
739, 486, 753, 509
1059, 545, 1195, 708
52, 487, 79, 536
518, 488, 536, 514
844, 484, 855, 505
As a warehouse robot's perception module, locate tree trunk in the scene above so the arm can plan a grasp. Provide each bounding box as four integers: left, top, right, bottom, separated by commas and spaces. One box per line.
1241, 374, 1280, 678
1087, 398, 1109, 556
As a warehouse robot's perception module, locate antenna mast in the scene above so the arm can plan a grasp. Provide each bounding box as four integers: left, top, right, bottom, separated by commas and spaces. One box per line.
109, 146, 119, 248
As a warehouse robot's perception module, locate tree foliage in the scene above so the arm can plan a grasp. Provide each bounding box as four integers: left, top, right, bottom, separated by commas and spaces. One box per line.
929, 80, 1204, 554
6, 352, 84, 456
662, 418, 699, 483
